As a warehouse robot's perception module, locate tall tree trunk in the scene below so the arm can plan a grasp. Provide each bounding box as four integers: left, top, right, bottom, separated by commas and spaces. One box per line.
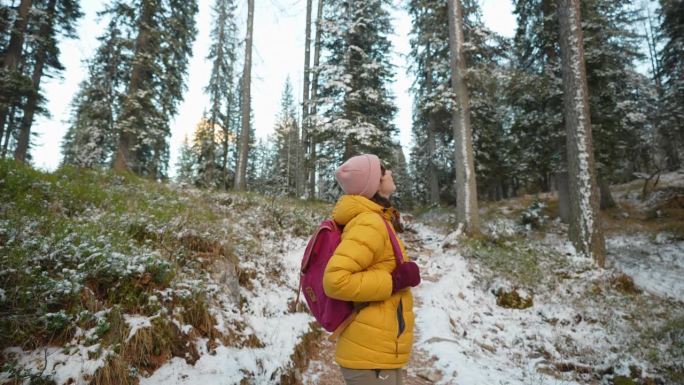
557, 171, 570, 223
113, 0, 154, 173
222, 87, 233, 190
2, 106, 17, 158
299, 0, 313, 197
234, 0, 254, 190
14, 0, 56, 163
0, 0, 32, 136
425, 44, 440, 206
447, 0, 479, 235
642, 4, 679, 171
308, 0, 324, 199
598, 175, 616, 210
557, 0, 605, 266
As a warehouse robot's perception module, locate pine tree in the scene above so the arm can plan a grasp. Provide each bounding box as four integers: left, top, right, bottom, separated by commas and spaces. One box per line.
317, 0, 398, 184
62, 17, 129, 168
0, 0, 33, 141
558, 0, 605, 266
248, 136, 276, 194
448, 0, 479, 234
300, 0, 313, 197
582, 0, 649, 183
234, 0, 254, 190
409, 0, 512, 206
175, 135, 195, 184
407, 0, 452, 206
657, 0, 684, 169
513, 0, 657, 193
191, 116, 222, 188
111, 0, 198, 179
307, 0, 324, 198
510, 0, 564, 193
14, 0, 82, 162
273, 78, 300, 196
205, 0, 238, 187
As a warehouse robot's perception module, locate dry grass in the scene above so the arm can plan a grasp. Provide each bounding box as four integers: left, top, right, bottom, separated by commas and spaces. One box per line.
601, 200, 684, 239
122, 318, 193, 371
179, 297, 217, 338
611, 273, 642, 295
279, 323, 322, 385
89, 355, 134, 385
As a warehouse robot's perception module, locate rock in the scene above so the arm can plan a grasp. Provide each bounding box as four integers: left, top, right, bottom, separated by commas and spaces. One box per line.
477, 341, 497, 353
613, 376, 638, 385
494, 288, 533, 309
415, 368, 443, 383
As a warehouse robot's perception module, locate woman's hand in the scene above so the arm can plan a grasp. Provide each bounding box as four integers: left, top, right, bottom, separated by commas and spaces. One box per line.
391, 262, 421, 293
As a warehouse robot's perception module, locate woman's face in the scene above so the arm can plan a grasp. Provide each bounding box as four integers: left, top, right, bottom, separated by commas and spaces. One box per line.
377, 166, 396, 198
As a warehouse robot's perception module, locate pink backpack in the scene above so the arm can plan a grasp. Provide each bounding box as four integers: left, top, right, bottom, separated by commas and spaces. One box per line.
297, 217, 404, 334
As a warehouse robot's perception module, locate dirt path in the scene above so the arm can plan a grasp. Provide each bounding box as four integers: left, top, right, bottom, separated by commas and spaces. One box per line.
300, 227, 444, 385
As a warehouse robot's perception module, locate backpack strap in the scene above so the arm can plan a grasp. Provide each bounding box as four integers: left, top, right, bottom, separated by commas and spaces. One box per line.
380, 215, 404, 266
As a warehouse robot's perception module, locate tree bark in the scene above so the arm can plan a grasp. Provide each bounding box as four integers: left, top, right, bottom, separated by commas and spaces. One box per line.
2, 106, 17, 158
299, 0, 313, 197
425, 42, 440, 206
557, 0, 605, 266
557, 171, 570, 223
308, 0, 324, 199
14, 0, 56, 163
113, 0, 154, 173
234, 0, 254, 190
598, 176, 616, 210
447, 0, 479, 235
0, 0, 32, 136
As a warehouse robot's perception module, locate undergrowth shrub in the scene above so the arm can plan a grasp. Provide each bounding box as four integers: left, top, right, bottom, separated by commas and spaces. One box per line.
460, 235, 566, 289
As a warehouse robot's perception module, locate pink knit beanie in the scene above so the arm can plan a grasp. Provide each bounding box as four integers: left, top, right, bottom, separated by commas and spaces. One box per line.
335, 154, 382, 198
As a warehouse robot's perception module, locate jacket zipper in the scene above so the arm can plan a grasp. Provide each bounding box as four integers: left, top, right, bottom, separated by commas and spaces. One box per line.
396, 298, 405, 358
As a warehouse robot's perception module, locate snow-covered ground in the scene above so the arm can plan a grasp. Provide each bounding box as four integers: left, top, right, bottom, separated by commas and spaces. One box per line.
606, 234, 684, 302
407, 218, 683, 385
2, 171, 682, 385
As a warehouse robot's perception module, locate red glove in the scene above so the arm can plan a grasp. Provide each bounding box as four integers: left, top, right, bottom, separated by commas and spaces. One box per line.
391, 261, 421, 293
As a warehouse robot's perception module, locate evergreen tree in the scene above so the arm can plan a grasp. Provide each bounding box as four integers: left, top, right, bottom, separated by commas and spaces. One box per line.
0, 0, 33, 142
14, 0, 82, 162
448, 0, 479, 234
175, 135, 195, 184
512, 0, 656, 192
111, 0, 198, 179
248, 136, 276, 194
234, 0, 253, 190
307, 0, 325, 198
558, 0, 605, 265
273, 78, 300, 196
407, 0, 453, 206
582, 0, 649, 182
191, 116, 223, 188
205, 0, 238, 187
657, 0, 684, 169
62, 14, 132, 168
408, 0, 512, 205
510, 0, 564, 193
317, 0, 398, 189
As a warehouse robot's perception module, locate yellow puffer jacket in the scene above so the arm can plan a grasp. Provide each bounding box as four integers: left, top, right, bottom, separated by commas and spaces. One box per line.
323, 195, 415, 369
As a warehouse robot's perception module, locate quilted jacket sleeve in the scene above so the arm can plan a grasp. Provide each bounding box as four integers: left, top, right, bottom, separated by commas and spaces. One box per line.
322, 213, 393, 302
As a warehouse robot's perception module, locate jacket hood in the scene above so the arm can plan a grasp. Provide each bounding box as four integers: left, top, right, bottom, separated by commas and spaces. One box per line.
332, 195, 384, 225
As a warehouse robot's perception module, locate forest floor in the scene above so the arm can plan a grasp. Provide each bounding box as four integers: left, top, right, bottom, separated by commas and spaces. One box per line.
1, 162, 682, 385
301, 172, 684, 385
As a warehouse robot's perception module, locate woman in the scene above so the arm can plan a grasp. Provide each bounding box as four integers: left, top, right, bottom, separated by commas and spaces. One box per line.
323, 154, 421, 385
